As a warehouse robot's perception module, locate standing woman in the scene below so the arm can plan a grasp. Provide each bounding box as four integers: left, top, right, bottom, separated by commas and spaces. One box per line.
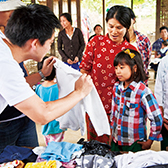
80, 5, 137, 144
58, 13, 85, 71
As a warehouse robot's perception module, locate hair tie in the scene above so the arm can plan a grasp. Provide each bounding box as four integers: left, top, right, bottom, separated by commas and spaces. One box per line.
124, 49, 135, 59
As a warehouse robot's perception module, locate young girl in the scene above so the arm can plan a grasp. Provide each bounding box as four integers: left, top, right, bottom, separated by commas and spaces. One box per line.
35, 56, 65, 145
110, 49, 163, 152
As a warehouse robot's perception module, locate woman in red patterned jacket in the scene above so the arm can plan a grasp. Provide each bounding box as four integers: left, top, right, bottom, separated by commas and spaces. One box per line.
80, 5, 136, 144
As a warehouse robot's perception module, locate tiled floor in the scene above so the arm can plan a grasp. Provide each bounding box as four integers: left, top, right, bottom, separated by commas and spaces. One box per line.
36, 70, 160, 151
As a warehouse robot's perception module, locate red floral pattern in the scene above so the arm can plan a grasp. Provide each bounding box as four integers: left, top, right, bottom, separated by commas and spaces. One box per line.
80, 34, 136, 143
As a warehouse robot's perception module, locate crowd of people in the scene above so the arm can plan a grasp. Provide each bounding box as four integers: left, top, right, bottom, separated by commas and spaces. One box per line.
0, 0, 168, 156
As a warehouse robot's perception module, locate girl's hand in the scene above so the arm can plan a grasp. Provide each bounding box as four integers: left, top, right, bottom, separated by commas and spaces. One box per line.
137, 139, 153, 150
109, 134, 112, 145
163, 118, 168, 130
109, 128, 113, 145
164, 123, 168, 131
163, 117, 168, 124
67, 59, 73, 64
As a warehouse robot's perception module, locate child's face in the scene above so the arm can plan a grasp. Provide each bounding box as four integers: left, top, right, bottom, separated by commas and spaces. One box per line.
161, 43, 166, 49
115, 63, 132, 83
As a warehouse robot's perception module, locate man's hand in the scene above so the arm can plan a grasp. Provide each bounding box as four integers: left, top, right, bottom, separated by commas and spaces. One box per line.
41, 56, 56, 77
74, 73, 93, 98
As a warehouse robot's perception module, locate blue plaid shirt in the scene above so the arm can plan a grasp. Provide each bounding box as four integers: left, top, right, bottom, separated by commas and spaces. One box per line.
152, 38, 168, 53
110, 81, 163, 146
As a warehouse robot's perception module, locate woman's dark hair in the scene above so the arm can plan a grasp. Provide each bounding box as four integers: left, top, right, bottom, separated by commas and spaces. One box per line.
106, 5, 131, 42
37, 56, 56, 81
114, 49, 148, 83
93, 24, 102, 31
5, 4, 60, 47
60, 13, 72, 25
127, 7, 136, 19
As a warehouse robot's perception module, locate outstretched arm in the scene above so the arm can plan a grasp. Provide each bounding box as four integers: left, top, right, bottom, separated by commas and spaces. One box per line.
15, 73, 93, 125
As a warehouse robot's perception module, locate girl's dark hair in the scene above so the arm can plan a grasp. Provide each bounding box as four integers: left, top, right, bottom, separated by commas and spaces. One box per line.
106, 5, 131, 42
60, 13, 72, 25
114, 49, 148, 82
37, 56, 56, 81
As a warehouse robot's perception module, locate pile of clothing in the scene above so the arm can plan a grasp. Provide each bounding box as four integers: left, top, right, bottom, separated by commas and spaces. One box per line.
0, 139, 118, 168
1, 140, 168, 168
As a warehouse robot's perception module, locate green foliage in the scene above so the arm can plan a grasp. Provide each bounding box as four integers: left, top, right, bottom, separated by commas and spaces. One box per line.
82, 0, 156, 14
81, 0, 102, 13
105, 0, 130, 8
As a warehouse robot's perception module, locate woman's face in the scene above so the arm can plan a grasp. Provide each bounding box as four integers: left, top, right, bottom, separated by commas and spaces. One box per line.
107, 18, 127, 44
60, 16, 71, 29
94, 26, 102, 35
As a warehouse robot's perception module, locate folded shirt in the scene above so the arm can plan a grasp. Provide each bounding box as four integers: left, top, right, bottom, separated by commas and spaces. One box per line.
40, 141, 83, 162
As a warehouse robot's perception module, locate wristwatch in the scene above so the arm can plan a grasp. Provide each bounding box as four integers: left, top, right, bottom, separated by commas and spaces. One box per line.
38, 70, 46, 79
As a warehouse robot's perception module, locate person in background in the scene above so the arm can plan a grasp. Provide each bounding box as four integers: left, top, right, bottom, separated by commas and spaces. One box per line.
0, 3, 93, 153
155, 54, 168, 151
150, 40, 168, 72
88, 24, 102, 42
80, 5, 136, 144
110, 49, 163, 152
128, 7, 152, 86
157, 40, 168, 58
57, 13, 85, 71
35, 56, 65, 145
152, 26, 168, 58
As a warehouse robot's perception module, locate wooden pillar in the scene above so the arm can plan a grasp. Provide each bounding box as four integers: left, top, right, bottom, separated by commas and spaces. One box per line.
68, 0, 71, 14
76, 0, 81, 29
156, 0, 161, 40
47, 0, 53, 11
47, 0, 55, 56
102, 0, 105, 35
131, 0, 133, 9
59, 0, 63, 17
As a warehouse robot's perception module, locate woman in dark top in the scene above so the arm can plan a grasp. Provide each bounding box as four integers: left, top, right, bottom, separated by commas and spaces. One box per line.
57, 13, 85, 71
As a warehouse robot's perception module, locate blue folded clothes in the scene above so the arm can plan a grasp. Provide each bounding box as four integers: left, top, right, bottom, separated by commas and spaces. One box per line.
0, 145, 37, 164
41, 141, 83, 162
